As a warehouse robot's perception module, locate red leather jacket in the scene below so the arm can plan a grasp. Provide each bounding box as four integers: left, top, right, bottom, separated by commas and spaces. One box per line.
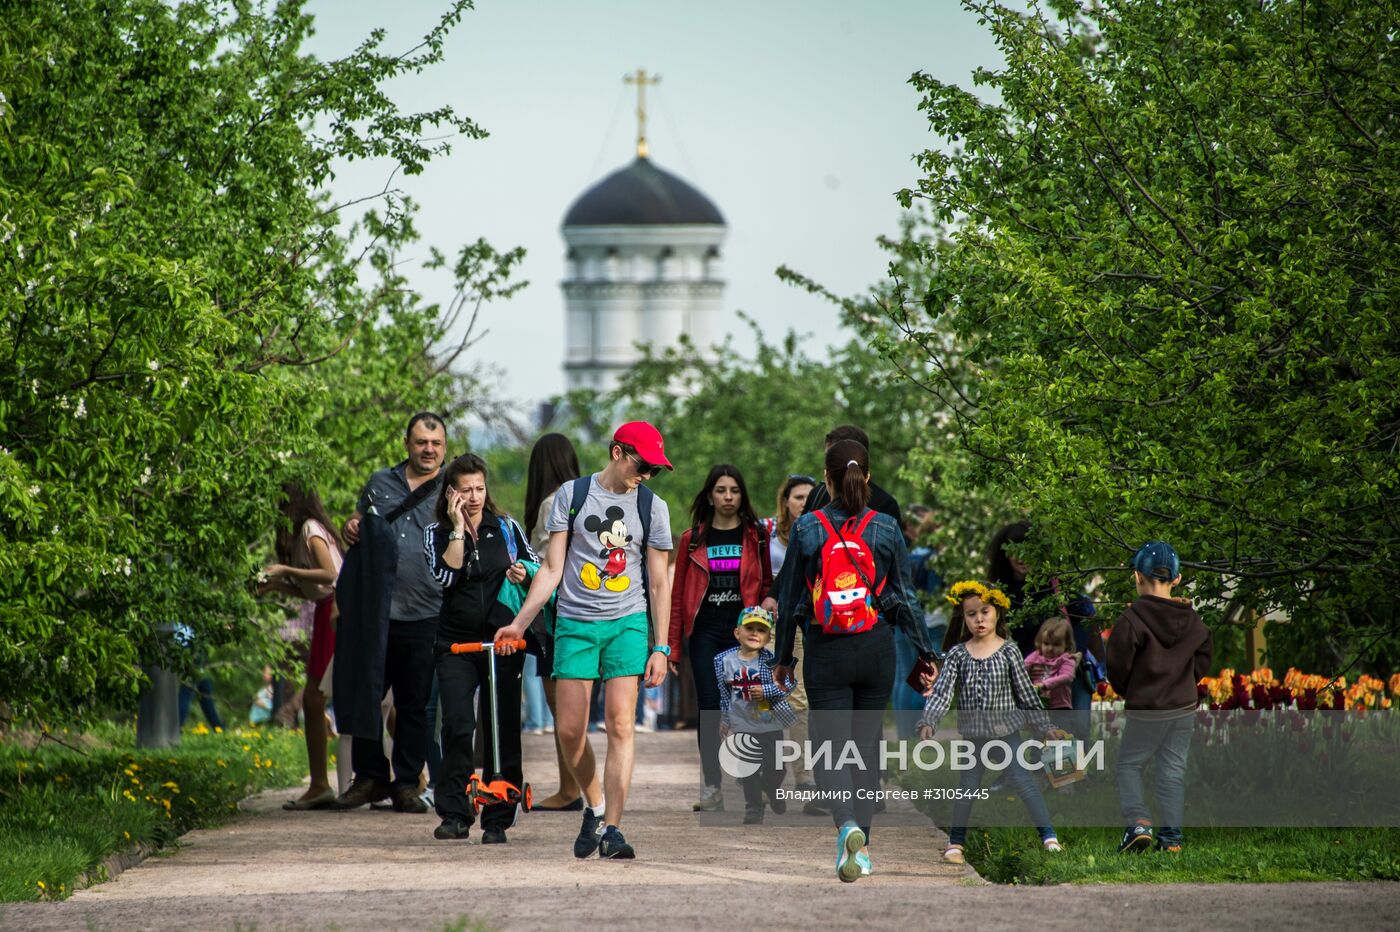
667, 521, 773, 658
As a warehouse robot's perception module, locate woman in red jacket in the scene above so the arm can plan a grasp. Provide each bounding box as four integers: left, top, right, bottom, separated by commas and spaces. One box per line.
668, 464, 772, 812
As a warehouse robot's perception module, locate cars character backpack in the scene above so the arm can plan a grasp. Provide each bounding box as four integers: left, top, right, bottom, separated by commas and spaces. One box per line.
809, 509, 884, 634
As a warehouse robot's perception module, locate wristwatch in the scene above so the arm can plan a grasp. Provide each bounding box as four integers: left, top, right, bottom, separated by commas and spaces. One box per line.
651, 645, 672, 657
448, 531, 467, 541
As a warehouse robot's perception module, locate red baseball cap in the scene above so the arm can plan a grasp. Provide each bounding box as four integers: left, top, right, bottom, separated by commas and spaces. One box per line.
613, 421, 673, 470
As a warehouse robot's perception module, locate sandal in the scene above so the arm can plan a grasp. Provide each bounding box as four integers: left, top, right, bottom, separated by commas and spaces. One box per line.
1043, 838, 1063, 852
282, 788, 337, 811
942, 845, 965, 864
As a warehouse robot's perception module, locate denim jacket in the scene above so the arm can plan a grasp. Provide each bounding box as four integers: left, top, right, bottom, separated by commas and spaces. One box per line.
773, 505, 934, 665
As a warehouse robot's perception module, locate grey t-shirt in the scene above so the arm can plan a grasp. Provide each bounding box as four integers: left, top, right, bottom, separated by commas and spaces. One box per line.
546, 474, 672, 620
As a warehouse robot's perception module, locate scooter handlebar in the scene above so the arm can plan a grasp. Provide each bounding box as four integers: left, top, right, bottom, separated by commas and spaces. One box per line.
450, 640, 528, 654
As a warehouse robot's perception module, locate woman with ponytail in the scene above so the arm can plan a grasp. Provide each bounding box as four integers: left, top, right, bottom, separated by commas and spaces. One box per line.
773, 439, 939, 883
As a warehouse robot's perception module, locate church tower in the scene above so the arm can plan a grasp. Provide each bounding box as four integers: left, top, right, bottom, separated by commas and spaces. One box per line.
560, 69, 726, 394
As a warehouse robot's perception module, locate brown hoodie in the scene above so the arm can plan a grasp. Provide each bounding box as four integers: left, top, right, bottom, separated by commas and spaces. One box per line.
1107, 594, 1213, 714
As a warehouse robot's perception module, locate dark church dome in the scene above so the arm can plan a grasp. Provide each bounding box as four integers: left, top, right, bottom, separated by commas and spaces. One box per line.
563, 157, 724, 227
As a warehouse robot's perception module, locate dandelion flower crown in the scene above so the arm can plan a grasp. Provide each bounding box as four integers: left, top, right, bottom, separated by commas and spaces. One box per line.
946, 580, 1011, 611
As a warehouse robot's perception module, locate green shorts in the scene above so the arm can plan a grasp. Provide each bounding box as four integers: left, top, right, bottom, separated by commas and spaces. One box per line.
552, 612, 650, 681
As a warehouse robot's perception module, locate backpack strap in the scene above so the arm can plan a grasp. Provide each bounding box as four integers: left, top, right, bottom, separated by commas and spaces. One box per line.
497, 513, 521, 563
382, 474, 442, 526
565, 475, 591, 558
822, 507, 886, 596
637, 484, 655, 628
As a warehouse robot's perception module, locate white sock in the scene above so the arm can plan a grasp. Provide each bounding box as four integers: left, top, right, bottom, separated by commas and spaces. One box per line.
588, 797, 605, 816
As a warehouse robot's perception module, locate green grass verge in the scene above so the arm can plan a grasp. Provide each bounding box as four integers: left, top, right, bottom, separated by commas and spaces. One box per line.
0, 723, 307, 902
950, 826, 1400, 884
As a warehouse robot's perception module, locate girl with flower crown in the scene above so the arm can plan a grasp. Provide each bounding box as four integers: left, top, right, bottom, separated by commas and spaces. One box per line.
918, 580, 1063, 863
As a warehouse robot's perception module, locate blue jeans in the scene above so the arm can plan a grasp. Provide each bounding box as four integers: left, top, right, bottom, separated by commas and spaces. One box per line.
178, 677, 224, 731
948, 735, 1056, 846
522, 654, 553, 731
1116, 714, 1194, 845
891, 629, 926, 739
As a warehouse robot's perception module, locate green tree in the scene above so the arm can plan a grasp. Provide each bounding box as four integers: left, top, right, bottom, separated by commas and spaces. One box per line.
0, 0, 521, 722
885, 0, 1399, 670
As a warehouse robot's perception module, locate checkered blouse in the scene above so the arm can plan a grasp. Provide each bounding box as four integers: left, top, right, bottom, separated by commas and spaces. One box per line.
919, 639, 1051, 737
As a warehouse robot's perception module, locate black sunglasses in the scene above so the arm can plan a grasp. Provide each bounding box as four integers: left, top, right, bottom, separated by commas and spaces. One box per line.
626, 452, 662, 478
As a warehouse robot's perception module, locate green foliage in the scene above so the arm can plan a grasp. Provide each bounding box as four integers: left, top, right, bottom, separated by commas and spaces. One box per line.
877, 0, 1400, 666
0, 724, 307, 902
948, 826, 1400, 885
0, 0, 522, 721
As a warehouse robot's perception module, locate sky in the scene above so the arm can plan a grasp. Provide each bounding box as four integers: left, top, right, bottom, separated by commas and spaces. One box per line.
302, 0, 1002, 412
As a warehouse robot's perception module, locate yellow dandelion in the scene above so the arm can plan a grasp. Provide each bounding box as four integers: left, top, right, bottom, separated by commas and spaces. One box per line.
36, 881, 45, 890
161, 781, 179, 792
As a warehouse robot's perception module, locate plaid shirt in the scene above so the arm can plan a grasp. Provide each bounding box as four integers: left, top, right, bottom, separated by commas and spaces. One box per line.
715, 647, 797, 730
919, 640, 1051, 737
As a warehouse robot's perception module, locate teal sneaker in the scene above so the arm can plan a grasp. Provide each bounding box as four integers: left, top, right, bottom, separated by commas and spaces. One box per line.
855, 849, 872, 877
835, 822, 866, 883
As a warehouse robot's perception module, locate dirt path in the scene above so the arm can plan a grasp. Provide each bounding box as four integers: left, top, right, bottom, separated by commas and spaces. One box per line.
4, 731, 1399, 930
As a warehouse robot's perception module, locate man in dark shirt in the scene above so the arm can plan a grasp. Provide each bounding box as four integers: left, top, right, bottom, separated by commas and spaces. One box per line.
332, 412, 447, 813
799, 425, 902, 524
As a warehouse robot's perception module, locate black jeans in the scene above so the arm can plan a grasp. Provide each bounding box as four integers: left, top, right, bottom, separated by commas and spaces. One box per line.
435, 642, 525, 830
803, 624, 894, 840
352, 622, 435, 791
689, 622, 733, 788
738, 729, 786, 810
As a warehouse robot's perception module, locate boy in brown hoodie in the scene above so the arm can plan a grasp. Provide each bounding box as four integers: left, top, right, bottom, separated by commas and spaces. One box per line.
1107, 541, 1213, 854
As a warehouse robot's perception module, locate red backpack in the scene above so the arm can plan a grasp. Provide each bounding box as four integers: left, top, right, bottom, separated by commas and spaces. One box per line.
809, 510, 884, 635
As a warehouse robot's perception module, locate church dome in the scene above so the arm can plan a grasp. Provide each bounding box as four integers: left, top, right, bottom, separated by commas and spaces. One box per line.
563, 157, 724, 227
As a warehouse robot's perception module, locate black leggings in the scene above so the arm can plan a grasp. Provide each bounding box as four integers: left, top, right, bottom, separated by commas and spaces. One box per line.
434, 643, 525, 830
689, 622, 734, 787
803, 624, 894, 840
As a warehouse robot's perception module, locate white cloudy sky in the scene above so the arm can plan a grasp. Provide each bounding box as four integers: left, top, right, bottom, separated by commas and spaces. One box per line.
303, 0, 1002, 409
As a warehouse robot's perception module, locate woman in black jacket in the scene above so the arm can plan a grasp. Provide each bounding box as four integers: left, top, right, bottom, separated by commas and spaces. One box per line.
423, 453, 536, 844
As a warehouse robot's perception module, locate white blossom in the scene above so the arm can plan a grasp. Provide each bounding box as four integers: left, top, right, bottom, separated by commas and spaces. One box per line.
16, 243, 24, 260
30, 379, 39, 394
27, 485, 40, 497
180, 377, 189, 389
139, 466, 153, 486
147, 359, 160, 372
74, 397, 87, 418
122, 558, 134, 576
57, 396, 70, 411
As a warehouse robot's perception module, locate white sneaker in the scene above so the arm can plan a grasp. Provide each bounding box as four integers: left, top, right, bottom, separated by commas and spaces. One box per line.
692, 785, 723, 812
420, 787, 435, 809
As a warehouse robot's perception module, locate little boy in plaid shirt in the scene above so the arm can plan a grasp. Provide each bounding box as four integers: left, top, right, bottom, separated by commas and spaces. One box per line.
715, 606, 795, 824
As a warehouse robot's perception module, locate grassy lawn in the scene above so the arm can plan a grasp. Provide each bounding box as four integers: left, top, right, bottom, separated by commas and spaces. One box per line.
0, 723, 308, 902
950, 826, 1400, 885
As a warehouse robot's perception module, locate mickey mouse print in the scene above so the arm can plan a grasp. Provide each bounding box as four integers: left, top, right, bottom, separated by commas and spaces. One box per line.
547, 473, 673, 620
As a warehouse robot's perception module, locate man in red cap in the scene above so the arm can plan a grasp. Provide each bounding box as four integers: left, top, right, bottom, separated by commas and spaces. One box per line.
495, 422, 673, 859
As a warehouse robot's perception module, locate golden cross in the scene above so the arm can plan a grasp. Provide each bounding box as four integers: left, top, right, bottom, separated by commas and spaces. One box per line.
623, 68, 661, 159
